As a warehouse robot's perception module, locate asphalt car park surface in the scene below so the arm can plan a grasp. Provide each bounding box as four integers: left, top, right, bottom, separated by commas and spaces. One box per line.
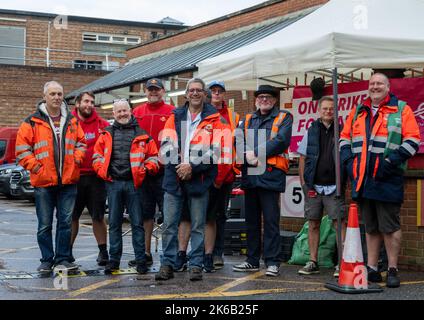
1, 194, 424, 302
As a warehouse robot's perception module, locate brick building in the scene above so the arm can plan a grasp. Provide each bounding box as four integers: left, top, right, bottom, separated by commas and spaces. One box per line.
0, 8, 186, 124
5, 0, 424, 270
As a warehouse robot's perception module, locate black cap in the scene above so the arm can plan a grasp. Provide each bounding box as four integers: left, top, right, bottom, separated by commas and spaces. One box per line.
254, 85, 278, 98
146, 78, 164, 89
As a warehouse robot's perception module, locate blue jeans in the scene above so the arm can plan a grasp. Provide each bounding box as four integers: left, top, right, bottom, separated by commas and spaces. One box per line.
106, 180, 145, 263
34, 184, 77, 264
161, 192, 209, 269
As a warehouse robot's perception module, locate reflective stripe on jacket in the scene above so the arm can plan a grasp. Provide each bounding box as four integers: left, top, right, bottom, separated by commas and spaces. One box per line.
15, 102, 86, 187
160, 103, 228, 196
92, 127, 159, 188
340, 94, 421, 203
215, 106, 240, 185
237, 106, 293, 192
244, 111, 290, 173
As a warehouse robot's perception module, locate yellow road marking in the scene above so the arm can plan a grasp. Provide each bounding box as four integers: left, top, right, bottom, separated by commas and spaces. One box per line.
212, 275, 322, 286
69, 279, 121, 297
210, 271, 264, 293
115, 286, 328, 300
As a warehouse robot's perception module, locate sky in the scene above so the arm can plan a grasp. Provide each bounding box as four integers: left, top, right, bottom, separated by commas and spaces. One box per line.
0, 0, 267, 26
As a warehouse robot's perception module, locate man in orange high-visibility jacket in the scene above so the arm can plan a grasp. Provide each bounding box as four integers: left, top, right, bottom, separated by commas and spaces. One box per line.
340, 73, 421, 288
155, 78, 230, 282
93, 99, 159, 275
176, 80, 238, 273
233, 85, 293, 277
16, 81, 86, 273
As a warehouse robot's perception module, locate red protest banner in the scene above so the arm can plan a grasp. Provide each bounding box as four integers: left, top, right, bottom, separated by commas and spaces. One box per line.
291, 77, 424, 154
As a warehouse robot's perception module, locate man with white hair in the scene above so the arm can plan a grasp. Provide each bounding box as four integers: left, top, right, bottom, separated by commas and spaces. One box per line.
16, 81, 86, 272
93, 99, 159, 274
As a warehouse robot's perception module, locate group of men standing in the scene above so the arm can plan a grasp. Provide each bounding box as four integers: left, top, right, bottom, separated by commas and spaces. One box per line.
15, 72, 420, 288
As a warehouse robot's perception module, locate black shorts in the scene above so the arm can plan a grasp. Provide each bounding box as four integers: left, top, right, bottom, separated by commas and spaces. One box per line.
358, 198, 401, 234
140, 174, 164, 221
180, 184, 232, 223
72, 175, 106, 222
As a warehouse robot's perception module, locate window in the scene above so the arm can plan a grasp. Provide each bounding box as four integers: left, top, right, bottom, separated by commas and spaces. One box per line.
0, 140, 6, 159
73, 60, 103, 70
98, 35, 110, 41
82, 33, 141, 45
0, 26, 25, 65
150, 31, 158, 39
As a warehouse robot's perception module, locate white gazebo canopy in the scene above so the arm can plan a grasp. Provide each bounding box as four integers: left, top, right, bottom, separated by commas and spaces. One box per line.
198, 0, 424, 90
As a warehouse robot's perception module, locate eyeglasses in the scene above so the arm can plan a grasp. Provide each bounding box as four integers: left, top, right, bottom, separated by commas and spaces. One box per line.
187, 88, 204, 94
256, 95, 275, 100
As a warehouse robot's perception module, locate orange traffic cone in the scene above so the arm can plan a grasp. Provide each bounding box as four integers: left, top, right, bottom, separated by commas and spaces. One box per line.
325, 203, 383, 294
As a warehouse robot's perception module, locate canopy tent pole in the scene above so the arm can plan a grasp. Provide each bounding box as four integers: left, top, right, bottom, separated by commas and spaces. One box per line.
332, 68, 343, 268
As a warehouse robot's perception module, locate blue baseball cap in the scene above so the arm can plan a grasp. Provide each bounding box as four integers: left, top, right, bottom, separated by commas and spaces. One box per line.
208, 80, 226, 91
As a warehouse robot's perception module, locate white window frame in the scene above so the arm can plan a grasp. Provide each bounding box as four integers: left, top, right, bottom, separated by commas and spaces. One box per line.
82, 32, 141, 45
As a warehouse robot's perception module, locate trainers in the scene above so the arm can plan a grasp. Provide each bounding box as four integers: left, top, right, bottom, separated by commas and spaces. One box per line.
37, 261, 54, 272
232, 262, 259, 272
155, 265, 174, 281
386, 267, 400, 288
53, 261, 79, 272
175, 251, 188, 272
189, 267, 203, 281
104, 260, 120, 274
333, 265, 340, 278
298, 261, 320, 275
128, 259, 137, 267
213, 256, 224, 270
129, 255, 153, 268
266, 265, 280, 277
96, 250, 109, 266
203, 254, 215, 273
367, 266, 383, 283
146, 253, 153, 266
136, 262, 148, 275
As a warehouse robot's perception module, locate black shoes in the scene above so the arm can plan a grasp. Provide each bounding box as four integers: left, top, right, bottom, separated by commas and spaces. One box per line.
97, 251, 109, 266
189, 267, 203, 281
128, 253, 153, 267
386, 267, 400, 288
175, 251, 188, 272
37, 261, 54, 272
155, 265, 174, 281
367, 266, 383, 283
136, 262, 148, 275
203, 254, 215, 273
104, 260, 120, 274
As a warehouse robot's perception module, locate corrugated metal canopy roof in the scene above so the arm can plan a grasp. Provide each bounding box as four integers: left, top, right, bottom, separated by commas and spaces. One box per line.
66, 8, 314, 99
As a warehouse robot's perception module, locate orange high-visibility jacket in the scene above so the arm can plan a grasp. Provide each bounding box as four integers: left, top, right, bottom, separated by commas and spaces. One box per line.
340, 94, 421, 203
160, 103, 230, 196
215, 105, 241, 185
15, 102, 86, 187
92, 126, 159, 188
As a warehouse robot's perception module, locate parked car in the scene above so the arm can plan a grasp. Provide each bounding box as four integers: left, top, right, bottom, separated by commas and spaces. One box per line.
9, 166, 34, 200
0, 163, 17, 198
0, 127, 18, 165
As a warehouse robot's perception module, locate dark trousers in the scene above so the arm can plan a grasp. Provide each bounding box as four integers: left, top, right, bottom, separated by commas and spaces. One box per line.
244, 188, 281, 267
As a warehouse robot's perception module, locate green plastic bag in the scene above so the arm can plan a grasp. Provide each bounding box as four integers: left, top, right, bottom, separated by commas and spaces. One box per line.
288, 215, 336, 268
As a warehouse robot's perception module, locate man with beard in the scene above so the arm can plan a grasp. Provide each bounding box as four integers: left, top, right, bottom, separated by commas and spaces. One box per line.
233, 85, 292, 277
70, 91, 110, 266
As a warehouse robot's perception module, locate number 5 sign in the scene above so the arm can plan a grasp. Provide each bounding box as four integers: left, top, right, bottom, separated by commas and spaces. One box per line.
281, 176, 305, 217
